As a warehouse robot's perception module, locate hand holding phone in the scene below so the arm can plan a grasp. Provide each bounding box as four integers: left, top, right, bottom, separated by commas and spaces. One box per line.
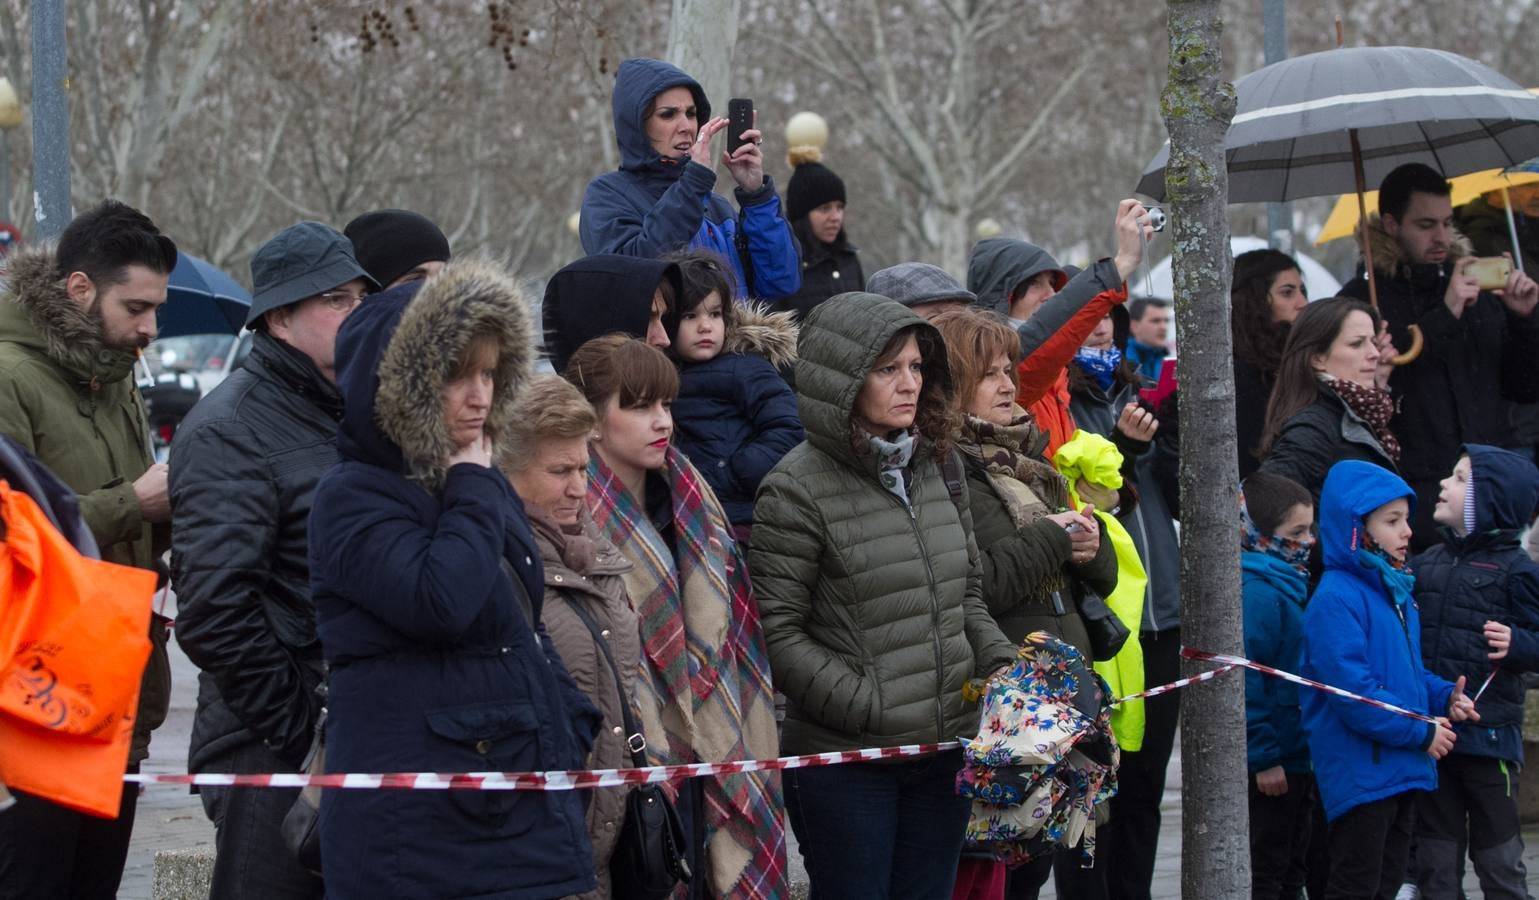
726, 98, 755, 156
1467, 256, 1513, 292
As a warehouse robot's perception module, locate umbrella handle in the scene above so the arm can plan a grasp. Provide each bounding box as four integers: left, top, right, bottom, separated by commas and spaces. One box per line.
1390, 324, 1424, 366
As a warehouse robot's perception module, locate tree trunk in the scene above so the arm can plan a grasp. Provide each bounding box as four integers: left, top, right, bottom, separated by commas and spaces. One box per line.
1162, 1, 1245, 897
666, 0, 740, 116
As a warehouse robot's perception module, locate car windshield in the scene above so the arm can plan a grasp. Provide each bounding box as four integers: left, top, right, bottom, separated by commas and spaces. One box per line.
146, 334, 237, 375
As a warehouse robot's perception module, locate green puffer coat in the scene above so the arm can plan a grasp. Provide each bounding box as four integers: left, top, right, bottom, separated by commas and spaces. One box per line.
0, 246, 171, 765
750, 292, 1016, 755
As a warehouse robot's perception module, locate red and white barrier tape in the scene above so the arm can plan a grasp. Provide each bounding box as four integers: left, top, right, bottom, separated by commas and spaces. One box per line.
125, 649, 1422, 792
123, 742, 964, 791
1181, 648, 1443, 726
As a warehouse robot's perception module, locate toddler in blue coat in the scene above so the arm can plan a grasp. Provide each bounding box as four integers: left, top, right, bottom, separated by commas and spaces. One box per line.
665, 251, 804, 541
1301, 460, 1479, 899
1240, 471, 1317, 900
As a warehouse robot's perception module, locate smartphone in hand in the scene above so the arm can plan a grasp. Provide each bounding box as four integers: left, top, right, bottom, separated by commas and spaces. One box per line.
1466, 256, 1513, 292
726, 98, 754, 156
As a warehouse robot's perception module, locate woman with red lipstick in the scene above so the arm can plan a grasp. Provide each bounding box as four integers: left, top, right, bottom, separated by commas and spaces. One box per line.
751, 293, 1017, 899
1260, 298, 1402, 500
563, 335, 785, 900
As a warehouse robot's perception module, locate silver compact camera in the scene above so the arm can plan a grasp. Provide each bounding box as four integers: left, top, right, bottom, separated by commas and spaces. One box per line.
1146, 207, 1168, 233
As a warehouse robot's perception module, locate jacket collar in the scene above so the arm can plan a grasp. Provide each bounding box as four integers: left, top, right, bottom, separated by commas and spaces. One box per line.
247, 331, 343, 419
0, 245, 137, 387
527, 505, 632, 586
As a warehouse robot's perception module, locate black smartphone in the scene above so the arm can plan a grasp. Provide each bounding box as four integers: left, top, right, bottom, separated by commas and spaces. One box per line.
726, 98, 754, 156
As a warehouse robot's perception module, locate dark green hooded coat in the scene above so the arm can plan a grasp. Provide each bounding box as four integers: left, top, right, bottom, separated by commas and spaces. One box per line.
0, 246, 170, 765
750, 292, 1015, 754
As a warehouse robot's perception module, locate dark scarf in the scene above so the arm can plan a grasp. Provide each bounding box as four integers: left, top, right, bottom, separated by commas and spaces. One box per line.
1323, 375, 1402, 463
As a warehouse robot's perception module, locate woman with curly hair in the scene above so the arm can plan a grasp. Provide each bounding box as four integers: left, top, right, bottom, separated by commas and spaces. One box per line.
1232, 249, 1309, 477
751, 292, 1017, 898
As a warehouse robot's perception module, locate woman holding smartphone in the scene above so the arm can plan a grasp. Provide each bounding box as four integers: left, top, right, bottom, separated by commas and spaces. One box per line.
580, 57, 801, 302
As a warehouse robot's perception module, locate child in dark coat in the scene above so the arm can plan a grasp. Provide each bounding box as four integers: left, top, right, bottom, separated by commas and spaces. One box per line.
666, 251, 804, 540
1240, 471, 1317, 900
1301, 460, 1480, 899
1411, 444, 1539, 899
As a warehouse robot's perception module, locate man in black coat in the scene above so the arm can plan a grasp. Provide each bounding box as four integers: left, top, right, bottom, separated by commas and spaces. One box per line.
1340, 163, 1539, 549
168, 222, 378, 899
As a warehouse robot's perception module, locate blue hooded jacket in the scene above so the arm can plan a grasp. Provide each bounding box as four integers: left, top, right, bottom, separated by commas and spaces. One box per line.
1415, 443, 1539, 765
1242, 549, 1311, 774
580, 58, 801, 301
1301, 460, 1455, 822
310, 266, 600, 898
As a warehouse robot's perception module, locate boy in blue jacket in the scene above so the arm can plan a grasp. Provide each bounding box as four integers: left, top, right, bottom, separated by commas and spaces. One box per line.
1240, 471, 1317, 900
1411, 444, 1539, 899
1301, 460, 1479, 900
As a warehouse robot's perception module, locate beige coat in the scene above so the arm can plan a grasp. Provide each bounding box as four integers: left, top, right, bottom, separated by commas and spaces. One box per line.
533, 507, 642, 900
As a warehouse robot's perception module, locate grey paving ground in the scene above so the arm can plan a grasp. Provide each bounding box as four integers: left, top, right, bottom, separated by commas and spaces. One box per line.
121, 637, 1539, 898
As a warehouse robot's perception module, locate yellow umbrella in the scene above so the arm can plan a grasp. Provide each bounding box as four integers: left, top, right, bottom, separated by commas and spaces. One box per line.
1315, 166, 1539, 244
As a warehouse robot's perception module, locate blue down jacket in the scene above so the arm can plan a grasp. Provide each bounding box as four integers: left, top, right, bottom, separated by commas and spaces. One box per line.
1301, 460, 1455, 822
1415, 443, 1539, 765
1242, 550, 1311, 775
580, 57, 800, 301
310, 260, 600, 898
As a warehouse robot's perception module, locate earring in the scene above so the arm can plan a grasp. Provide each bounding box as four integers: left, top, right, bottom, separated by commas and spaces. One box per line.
591, 433, 601, 442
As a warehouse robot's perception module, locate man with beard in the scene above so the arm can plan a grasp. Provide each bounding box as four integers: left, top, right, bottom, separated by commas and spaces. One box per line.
170, 222, 375, 899
0, 199, 178, 898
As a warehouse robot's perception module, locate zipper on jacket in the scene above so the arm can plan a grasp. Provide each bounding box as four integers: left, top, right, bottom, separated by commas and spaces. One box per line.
902, 476, 950, 741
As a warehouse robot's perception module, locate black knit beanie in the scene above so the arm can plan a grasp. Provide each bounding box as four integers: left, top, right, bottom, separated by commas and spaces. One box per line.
343, 209, 451, 291
786, 149, 847, 223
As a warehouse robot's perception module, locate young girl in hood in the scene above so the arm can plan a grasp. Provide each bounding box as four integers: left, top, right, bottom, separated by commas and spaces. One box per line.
1239, 472, 1317, 900
665, 251, 804, 542
1300, 460, 1479, 899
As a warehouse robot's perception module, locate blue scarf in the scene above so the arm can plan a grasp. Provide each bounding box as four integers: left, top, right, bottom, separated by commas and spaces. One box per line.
864, 428, 917, 507
1238, 492, 1314, 575
1073, 346, 1122, 392
1360, 534, 1415, 617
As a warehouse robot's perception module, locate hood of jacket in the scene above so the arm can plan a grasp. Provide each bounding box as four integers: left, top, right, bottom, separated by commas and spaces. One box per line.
1319, 459, 1416, 579
0, 245, 138, 384
724, 302, 799, 369
335, 259, 532, 490
1464, 443, 1539, 534
541, 254, 682, 374
612, 58, 711, 175
966, 237, 1070, 316
794, 291, 950, 466
1358, 214, 1474, 280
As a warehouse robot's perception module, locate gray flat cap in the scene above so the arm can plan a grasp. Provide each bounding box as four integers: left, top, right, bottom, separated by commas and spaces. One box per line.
866, 262, 977, 309
247, 221, 378, 326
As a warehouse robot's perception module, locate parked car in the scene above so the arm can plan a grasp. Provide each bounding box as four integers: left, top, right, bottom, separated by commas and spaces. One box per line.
140, 332, 253, 461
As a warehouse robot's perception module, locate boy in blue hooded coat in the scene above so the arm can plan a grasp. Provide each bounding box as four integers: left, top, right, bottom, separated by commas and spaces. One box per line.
580, 57, 801, 302
1410, 444, 1539, 899
1301, 460, 1479, 899
1240, 471, 1318, 900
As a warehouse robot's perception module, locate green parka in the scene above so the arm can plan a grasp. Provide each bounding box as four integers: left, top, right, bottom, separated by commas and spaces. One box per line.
0, 247, 171, 764
750, 292, 1016, 755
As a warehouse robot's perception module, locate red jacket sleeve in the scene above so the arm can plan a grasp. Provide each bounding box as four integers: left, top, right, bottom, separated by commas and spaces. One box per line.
1015, 285, 1127, 407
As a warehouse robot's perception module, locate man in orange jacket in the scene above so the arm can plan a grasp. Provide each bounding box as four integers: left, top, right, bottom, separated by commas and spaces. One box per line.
967, 199, 1157, 457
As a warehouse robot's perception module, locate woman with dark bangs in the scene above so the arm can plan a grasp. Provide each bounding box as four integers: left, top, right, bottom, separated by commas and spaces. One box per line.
751, 293, 1016, 898
563, 334, 785, 900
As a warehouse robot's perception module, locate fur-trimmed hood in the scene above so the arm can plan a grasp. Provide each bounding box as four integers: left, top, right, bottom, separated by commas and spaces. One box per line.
0, 245, 136, 384
334, 257, 533, 490
724, 302, 799, 369
1357, 214, 1474, 279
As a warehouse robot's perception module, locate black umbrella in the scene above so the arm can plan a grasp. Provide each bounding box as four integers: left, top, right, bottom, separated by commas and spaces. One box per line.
1136, 45, 1539, 362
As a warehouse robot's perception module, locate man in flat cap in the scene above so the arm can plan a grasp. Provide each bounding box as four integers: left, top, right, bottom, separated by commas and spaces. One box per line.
169, 222, 377, 899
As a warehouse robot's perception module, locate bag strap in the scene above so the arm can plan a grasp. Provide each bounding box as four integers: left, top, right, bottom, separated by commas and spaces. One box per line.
564, 597, 649, 769
940, 448, 967, 505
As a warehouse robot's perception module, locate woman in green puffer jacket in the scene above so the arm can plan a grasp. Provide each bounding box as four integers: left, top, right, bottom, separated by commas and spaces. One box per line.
750, 291, 1016, 900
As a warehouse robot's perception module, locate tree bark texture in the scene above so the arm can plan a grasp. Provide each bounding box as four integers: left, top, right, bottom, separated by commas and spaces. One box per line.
667, 0, 740, 123
1162, 1, 1245, 897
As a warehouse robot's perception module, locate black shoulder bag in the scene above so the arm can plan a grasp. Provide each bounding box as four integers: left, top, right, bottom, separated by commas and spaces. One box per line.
565, 599, 692, 900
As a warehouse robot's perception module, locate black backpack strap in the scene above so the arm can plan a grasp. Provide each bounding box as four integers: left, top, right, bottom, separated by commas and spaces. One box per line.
564, 598, 648, 768
940, 448, 967, 506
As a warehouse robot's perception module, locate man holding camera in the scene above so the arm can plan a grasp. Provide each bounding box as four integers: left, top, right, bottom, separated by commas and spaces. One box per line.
1341, 162, 1539, 549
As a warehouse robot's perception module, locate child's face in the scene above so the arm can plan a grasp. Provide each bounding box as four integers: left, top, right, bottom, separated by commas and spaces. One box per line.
675, 292, 725, 363
1434, 455, 1472, 534
1276, 503, 1314, 542
1365, 498, 1413, 561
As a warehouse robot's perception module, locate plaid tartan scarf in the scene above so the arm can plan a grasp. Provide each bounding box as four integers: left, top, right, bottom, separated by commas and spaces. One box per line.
587, 447, 786, 899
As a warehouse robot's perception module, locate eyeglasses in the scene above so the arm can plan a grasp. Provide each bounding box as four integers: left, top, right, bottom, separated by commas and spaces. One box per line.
316, 290, 364, 311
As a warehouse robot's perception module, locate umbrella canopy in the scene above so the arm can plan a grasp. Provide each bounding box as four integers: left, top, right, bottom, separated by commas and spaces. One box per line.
1136, 46, 1539, 203
1141, 236, 1342, 302
1314, 163, 1539, 244
159, 252, 251, 339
